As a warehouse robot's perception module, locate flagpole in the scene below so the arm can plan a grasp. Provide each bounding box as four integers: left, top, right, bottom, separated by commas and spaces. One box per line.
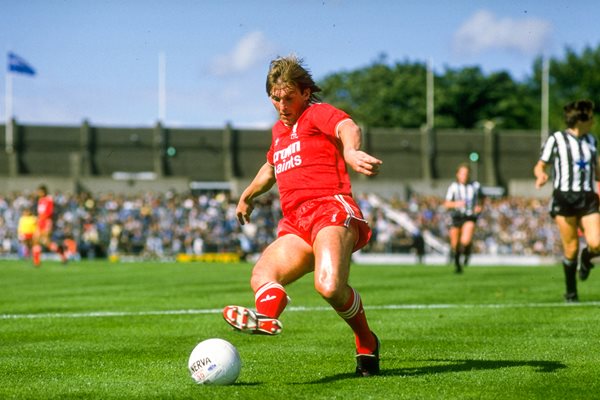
5, 71, 13, 153
426, 58, 434, 130
158, 51, 166, 123
541, 56, 549, 145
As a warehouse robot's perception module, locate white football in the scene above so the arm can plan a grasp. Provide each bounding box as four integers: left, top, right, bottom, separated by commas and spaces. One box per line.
188, 338, 241, 385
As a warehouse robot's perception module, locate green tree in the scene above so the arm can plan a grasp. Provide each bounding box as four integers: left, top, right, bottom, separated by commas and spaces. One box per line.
319, 57, 428, 128
319, 45, 600, 131
531, 44, 600, 132
486, 71, 539, 130
435, 67, 538, 129
320, 60, 537, 129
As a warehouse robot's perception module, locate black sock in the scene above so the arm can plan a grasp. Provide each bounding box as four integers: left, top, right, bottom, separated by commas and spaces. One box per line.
582, 247, 598, 265
463, 243, 472, 265
563, 258, 578, 294
454, 246, 462, 270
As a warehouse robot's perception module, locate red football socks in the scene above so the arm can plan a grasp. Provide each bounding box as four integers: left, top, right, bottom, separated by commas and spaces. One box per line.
255, 282, 288, 318
32, 245, 42, 266
335, 287, 376, 354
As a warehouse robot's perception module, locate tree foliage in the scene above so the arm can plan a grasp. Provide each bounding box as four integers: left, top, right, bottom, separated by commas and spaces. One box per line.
436, 67, 538, 129
531, 45, 600, 131
319, 58, 427, 128
319, 45, 600, 132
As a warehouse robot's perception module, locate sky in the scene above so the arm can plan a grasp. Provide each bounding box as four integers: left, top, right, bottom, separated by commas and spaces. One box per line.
1, 0, 600, 129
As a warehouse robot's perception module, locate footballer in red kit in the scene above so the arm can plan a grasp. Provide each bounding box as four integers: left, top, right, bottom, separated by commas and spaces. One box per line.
268, 103, 352, 212
32, 184, 67, 266
223, 55, 383, 377
37, 191, 54, 235
268, 103, 371, 251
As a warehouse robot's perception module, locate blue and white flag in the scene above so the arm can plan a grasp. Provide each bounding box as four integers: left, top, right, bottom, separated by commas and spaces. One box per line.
8, 52, 36, 76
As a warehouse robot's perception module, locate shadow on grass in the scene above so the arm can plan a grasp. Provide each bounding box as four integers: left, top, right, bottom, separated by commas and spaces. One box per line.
306, 359, 567, 384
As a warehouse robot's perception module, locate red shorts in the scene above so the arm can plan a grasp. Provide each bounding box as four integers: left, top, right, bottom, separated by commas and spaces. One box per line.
37, 218, 53, 235
277, 194, 372, 252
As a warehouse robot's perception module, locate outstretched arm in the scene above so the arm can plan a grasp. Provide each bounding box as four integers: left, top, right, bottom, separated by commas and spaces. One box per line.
338, 120, 382, 177
236, 162, 277, 225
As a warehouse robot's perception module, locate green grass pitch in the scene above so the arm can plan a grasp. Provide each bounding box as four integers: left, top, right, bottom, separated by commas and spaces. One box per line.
1, 259, 599, 399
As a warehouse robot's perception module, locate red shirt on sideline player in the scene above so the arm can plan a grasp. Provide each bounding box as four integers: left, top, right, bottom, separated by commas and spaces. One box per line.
222, 55, 383, 377
32, 184, 66, 266
37, 188, 54, 235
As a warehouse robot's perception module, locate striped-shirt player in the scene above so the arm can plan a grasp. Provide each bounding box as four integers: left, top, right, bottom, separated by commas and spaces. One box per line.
533, 99, 600, 302
444, 163, 483, 273
445, 179, 482, 221
539, 130, 598, 193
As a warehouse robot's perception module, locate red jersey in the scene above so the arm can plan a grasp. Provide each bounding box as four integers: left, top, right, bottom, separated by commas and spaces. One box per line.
37, 195, 54, 221
267, 103, 353, 215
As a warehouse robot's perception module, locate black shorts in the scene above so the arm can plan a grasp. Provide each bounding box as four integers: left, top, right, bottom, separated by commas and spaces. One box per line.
550, 190, 600, 218
450, 214, 478, 228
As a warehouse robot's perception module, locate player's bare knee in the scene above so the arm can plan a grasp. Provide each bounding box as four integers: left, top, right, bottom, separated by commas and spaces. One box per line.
250, 265, 273, 290
314, 281, 342, 303
250, 272, 271, 292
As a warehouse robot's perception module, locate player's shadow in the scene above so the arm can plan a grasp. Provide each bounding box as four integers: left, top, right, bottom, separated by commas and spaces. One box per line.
305, 359, 567, 384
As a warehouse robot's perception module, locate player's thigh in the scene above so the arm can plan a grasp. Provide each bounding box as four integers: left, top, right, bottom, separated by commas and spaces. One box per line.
448, 226, 460, 246
251, 234, 314, 290
460, 221, 476, 243
38, 229, 50, 243
580, 212, 600, 249
554, 215, 580, 257
312, 224, 357, 301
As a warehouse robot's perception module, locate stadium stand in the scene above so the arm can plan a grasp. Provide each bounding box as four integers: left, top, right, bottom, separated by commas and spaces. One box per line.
0, 121, 558, 264
1, 121, 545, 195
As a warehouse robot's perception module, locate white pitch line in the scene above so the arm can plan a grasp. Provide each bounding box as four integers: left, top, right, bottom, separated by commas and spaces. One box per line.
0, 309, 223, 320
2, 301, 599, 320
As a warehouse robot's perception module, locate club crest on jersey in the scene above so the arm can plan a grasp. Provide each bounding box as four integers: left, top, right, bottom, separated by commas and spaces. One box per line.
576, 158, 588, 170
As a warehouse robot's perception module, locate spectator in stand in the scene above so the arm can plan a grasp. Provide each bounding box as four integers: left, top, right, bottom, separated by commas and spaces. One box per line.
0, 189, 568, 261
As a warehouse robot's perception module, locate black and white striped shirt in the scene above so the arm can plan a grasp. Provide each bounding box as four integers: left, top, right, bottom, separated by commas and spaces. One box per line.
540, 130, 598, 192
445, 181, 481, 217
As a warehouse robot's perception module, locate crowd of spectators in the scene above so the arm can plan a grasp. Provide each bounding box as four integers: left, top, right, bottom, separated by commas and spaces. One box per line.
0, 190, 280, 260
359, 193, 561, 257
0, 189, 561, 260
